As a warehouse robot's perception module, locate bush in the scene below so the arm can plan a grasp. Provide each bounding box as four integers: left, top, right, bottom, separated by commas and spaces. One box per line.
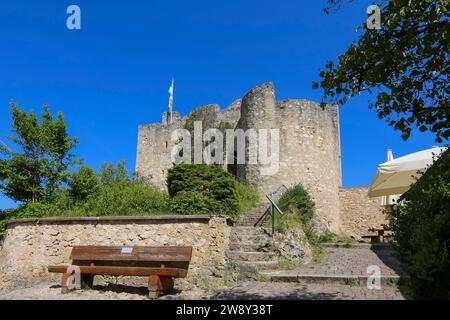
83, 181, 169, 216
167, 164, 239, 214
15, 202, 60, 219
277, 184, 315, 227
169, 191, 220, 215
68, 165, 99, 201
0, 219, 7, 239
0, 210, 8, 239
235, 181, 259, 213
388, 149, 450, 299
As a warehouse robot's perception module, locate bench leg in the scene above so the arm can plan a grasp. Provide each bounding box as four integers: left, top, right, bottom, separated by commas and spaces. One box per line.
148, 275, 174, 299
61, 273, 77, 294
81, 274, 94, 289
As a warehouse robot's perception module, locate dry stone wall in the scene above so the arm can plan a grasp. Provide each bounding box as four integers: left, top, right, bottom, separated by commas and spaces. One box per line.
136, 82, 343, 233
339, 187, 388, 240
0, 216, 232, 292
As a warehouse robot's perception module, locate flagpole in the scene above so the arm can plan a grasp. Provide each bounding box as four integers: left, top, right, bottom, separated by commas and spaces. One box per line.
168, 78, 174, 125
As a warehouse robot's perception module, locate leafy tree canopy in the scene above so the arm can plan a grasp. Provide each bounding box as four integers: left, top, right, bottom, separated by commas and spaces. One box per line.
314, 0, 449, 142
0, 102, 78, 203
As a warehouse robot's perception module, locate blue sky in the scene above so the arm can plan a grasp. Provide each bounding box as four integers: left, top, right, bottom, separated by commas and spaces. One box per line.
0, 0, 442, 209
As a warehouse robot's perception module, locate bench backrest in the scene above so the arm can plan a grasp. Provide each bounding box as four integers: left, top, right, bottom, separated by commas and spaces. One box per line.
70, 246, 192, 268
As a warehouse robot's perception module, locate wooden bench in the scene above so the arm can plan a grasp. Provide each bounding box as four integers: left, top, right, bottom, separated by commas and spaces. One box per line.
362, 228, 388, 243
48, 245, 192, 298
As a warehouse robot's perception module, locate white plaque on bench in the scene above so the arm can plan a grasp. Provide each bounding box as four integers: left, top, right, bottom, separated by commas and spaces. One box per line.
121, 247, 133, 254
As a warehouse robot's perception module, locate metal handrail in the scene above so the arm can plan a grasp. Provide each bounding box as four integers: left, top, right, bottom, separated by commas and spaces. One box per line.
266, 194, 283, 216
266, 192, 284, 242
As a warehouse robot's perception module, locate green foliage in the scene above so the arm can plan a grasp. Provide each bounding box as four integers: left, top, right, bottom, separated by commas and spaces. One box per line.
305, 230, 344, 247
388, 149, 450, 299
82, 180, 169, 216
68, 166, 99, 201
183, 105, 219, 133
234, 182, 259, 213
98, 161, 129, 186
11, 163, 169, 219
167, 164, 238, 212
315, 0, 449, 143
277, 185, 315, 226
0, 219, 7, 239
169, 191, 220, 215
0, 103, 79, 203
166, 164, 258, 219
15, 202, 59, 219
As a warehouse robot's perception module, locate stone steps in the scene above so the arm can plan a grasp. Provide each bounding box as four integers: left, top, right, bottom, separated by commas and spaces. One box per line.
236, 205, 269, 227
227, 222, 278, 275
259, 272, 404, 286
227, 251, 277, 262
319, 243, 393, 250
234, 260, 279, 271
228, 243, 271, 252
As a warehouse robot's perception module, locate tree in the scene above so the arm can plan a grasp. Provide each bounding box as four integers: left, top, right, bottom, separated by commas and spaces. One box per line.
98, 161, 129, 186
313, 0, 449, 142
388, 149, 450, 299
0, 102, 78, 203
68, 165, 99, 201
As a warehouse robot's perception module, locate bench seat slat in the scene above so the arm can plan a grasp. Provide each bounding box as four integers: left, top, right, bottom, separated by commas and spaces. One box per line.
48, 265, 187, 278
70, 246, 192, 262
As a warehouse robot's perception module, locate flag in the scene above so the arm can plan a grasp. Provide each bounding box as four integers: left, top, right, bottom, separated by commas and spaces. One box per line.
168, 78, 174, 114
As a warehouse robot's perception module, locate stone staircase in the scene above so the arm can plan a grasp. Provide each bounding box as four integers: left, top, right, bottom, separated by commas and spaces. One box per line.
227, 226, 278, 273
227, 186, 288, 276
227, 203, 279, 276
235, 204, 269, 227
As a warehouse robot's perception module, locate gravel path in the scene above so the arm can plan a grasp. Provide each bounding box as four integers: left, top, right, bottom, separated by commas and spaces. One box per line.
0, 280, 406, 300
211, 281, 406, 300
0, 246, 407, 300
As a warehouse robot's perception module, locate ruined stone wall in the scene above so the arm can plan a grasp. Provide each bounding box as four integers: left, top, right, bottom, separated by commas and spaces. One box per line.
236, 83, 342, 232
135, 120, 183, 190
0, 216, 232, 292
339, 187, 388, 240
136, 103, 241, 189
135, 83, 343, 232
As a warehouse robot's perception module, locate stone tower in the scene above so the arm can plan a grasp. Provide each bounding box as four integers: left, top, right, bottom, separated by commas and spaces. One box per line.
136, 82, 342, 232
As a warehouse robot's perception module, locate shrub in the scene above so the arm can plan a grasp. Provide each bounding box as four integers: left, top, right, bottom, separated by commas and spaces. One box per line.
277, 184, 315, 226
15, 202, 60, 219
0, 210, 8, 239
68, 165, 99, 201
169, 191, 220, 215
388, 149, 450, 299
235, 181, 259, 213
167, 164, 239, 214
83, 181, 169, 216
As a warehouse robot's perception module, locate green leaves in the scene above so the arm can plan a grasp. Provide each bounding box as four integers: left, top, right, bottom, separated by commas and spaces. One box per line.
68, 165, 100, 201
388, 149, 450, 299
167, 164, 259, 218
0, 103, 79, 203
315, 0, 449, 143
277, 184, 316, 227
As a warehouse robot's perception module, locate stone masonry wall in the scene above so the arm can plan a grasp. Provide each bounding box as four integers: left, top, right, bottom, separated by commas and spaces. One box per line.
136, 102, 241, 189
236, 83, 342, 232
0, 216, 231, 292
136, 82, 343, 233
339, 187, 388, 240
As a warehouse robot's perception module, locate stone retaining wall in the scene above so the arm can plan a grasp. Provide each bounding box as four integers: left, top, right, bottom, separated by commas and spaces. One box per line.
0, 216, 232, 292
339, 187, 388, 240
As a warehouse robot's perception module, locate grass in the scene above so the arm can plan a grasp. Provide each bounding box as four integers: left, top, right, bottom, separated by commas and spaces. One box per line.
277, 257, 302, 270
311, 246, 327, 262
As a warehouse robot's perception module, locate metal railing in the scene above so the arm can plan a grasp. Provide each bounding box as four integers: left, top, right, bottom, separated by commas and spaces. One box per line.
266, 193, 284, 241
254, 185, 287, 241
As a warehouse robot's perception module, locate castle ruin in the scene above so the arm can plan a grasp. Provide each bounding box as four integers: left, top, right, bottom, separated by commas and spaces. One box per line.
136, 82, 385, 235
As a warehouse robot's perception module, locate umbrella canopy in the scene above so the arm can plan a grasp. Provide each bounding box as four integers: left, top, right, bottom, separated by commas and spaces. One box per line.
368, 146, 447, 198
380, 149, 400, 206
